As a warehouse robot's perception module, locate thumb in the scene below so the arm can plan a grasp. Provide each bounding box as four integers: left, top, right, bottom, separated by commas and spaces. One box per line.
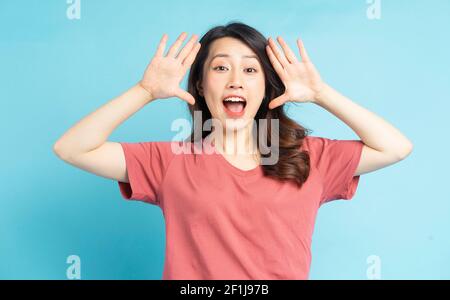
268, 94, 288, 110
174, 88, 195, 105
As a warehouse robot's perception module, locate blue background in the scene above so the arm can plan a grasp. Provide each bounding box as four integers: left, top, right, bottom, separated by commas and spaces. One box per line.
1, 0, 449, 279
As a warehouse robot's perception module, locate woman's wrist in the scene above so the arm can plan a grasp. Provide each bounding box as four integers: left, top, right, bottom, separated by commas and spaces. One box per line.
136, 81, 155, 104
312, 82, 331, 106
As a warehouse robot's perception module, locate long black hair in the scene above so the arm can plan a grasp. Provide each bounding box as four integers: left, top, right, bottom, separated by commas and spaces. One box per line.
186, 21, 312, 187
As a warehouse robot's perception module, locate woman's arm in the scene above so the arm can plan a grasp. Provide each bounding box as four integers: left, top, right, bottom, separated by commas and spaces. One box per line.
314, 84, 413, 176
53, 85, 154, 182
53, 84, 153, 159
265, 36, 413, 176
53, 32, 201, 182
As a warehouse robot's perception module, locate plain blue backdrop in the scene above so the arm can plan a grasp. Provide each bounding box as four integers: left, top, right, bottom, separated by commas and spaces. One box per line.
1, 0, 449, 279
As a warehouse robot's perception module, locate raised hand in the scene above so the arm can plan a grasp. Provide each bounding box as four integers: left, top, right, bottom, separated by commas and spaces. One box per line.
139, 32, 201, 105
266, 36, 325, 109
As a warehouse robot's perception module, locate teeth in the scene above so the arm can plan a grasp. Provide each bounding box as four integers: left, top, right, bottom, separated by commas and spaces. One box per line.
224, 97, 245, 102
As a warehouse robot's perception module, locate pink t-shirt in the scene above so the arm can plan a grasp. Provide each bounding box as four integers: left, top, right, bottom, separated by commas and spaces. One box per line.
117, 135, 364, 280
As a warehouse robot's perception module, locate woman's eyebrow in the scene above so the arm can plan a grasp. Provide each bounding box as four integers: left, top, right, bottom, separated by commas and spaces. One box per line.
211, 53, 259, 61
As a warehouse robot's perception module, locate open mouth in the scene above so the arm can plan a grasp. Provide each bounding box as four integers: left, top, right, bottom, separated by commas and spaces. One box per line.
222, 96, 247, 117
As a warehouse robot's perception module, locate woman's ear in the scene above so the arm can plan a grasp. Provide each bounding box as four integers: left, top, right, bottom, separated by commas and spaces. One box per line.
196, 81, 204, 97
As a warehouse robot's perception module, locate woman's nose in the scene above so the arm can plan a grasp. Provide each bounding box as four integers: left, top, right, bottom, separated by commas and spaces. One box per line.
228, 82, 243, 89
227, 72, 243, 89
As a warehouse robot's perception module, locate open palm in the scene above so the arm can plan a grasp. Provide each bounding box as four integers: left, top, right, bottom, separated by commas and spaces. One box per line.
140, 32, 201, 105
266, 36, 325, 109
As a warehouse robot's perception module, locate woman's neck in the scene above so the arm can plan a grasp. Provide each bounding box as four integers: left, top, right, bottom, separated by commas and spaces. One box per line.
209, 127, 260, 161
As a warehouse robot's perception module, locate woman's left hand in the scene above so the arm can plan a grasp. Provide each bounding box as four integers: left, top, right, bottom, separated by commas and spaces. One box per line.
266, 36, 325, 109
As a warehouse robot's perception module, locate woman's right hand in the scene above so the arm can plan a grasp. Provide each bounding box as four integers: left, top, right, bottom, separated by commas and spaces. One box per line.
139, 32, 201, 105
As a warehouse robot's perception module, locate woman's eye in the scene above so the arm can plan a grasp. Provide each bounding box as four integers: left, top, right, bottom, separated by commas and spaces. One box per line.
213, 66, 257, 73
214, 66, 227, 71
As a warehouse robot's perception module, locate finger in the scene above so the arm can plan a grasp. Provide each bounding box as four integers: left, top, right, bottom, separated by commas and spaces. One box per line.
277, 36, 298, 64
268, 94, 289, 110
155, 34, 168, 57
181, 42, 201, 67
175, 88, 195, 105
176, 34, 198, 61
265, 45, 284, 78
297, 38, 311, 63
166, 32, 188, 57
268, 37, 290, 68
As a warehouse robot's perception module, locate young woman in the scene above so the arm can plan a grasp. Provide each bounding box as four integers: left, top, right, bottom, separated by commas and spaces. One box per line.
53, 22, 413, 280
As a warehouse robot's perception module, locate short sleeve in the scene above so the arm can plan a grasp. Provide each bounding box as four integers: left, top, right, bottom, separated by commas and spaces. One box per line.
117, 141, 175, 206
304, 136, 364, 206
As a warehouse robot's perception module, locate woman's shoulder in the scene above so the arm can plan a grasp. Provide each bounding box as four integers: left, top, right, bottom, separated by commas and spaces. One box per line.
299, 135, 331, 165
146, 140, 208, 156
300, 135, 323, 151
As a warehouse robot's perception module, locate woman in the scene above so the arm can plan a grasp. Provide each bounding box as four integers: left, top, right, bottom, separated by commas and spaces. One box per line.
53, 22, 413, 280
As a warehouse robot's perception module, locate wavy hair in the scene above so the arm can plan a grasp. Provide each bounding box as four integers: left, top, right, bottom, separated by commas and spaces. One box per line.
186, 21, 312, 187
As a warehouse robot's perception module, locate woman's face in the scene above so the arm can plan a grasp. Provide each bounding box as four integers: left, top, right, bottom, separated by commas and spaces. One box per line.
198, 37, 266, 132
